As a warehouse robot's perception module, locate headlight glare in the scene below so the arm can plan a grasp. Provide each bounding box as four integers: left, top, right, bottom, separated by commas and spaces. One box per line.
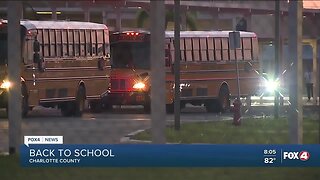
0, 80, 11, 89
133, 82, 145, 89
264, 79, 280, 93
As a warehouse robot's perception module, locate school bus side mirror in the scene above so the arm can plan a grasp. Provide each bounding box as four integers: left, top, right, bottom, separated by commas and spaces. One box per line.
33, 40, 40, 53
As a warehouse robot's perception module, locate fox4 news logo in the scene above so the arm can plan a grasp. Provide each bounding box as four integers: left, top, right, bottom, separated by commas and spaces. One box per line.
283, 151, 310, 161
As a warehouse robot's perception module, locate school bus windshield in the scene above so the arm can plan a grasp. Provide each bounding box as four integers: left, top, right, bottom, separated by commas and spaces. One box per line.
111, 42, 150, 69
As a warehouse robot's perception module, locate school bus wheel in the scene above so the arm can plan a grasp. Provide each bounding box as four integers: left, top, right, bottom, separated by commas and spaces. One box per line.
205, 99, 220, 113
60, 102, 74, 117
74, 85, 86, 117
218, 85, 230, 112
89, 100, 102, 113
103, 103, 113, 111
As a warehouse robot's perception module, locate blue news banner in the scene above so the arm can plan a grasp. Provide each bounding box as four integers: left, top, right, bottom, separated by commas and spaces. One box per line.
20, 144, 320, 167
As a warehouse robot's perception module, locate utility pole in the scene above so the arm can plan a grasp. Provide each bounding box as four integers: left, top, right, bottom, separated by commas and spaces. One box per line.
288, 0, 303, 144
150, 1, 166, 143
8, 1, 22, 154
274, 0, 280, 119
174, 0, 181, 130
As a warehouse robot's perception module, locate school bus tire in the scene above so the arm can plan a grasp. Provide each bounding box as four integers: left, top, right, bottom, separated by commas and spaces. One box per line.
205, 99, 220, 113
60, 102, 74, 117
103, 103, 113, 111
74, 86, 86, 117
89, 100, 102, 113
218, 86, 230, 113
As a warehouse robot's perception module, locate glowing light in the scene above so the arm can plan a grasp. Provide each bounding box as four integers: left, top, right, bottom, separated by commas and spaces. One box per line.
264, 79, 280, 93
0, 80, 11, 89
36, 11, 62, 15
133, 82, 145, 89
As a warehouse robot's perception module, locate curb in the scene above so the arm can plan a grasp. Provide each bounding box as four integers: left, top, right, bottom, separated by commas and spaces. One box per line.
120, 129, 152, 144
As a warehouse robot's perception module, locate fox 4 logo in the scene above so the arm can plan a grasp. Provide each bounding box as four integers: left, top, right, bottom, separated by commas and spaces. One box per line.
283, 151, 310, 161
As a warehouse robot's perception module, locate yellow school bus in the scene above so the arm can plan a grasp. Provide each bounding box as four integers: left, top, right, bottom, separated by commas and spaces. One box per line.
108, 30, 260, 113
0, 20, 110, 116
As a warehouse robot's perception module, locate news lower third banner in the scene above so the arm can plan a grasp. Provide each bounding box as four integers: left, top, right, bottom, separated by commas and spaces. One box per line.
20, 136, 320, 167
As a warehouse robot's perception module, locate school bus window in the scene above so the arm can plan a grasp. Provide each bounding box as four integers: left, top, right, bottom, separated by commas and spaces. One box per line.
192, 38, 200, 61
207, 37, 214, 61
29, 40, 34, 62
185, 38, 192, 61
200, 38, 207, 61
221, 37, 229, 61
169, 38, 175, 62
43, 29, 50, 57
229, 48, 236, 60
91, 30, 97, 56
180, 38, 185, 61
62, 30, 68, 56
97, 30, 104, 56
236, 38, 243, 60
25, 39, 33, 63
85, 30, 92, 56
165, 45, 171, 67
79, 30, 85, 56
214, 38, 222, 61
56, 30, 62, 57
68, 29, 74, 57
243, 37, 252, 60
37, 29, 43, 57
74, 30, 80, 57
49, 29, 56, 57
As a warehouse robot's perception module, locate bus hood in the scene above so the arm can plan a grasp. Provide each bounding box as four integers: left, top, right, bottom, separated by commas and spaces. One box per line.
111, 68, 150, 79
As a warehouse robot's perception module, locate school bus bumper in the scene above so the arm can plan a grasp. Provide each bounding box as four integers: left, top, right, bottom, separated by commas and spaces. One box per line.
105, 91, 150, 105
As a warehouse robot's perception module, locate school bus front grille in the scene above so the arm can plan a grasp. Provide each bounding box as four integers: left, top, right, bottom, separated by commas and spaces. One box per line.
111, 79, 127, 91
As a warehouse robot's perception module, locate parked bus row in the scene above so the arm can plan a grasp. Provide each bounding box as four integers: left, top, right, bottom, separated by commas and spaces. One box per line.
0, 20, 262, 117
108, 30, 260, 113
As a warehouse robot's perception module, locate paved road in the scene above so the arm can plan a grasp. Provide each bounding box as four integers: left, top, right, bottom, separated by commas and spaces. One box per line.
0, 103, 318, 153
